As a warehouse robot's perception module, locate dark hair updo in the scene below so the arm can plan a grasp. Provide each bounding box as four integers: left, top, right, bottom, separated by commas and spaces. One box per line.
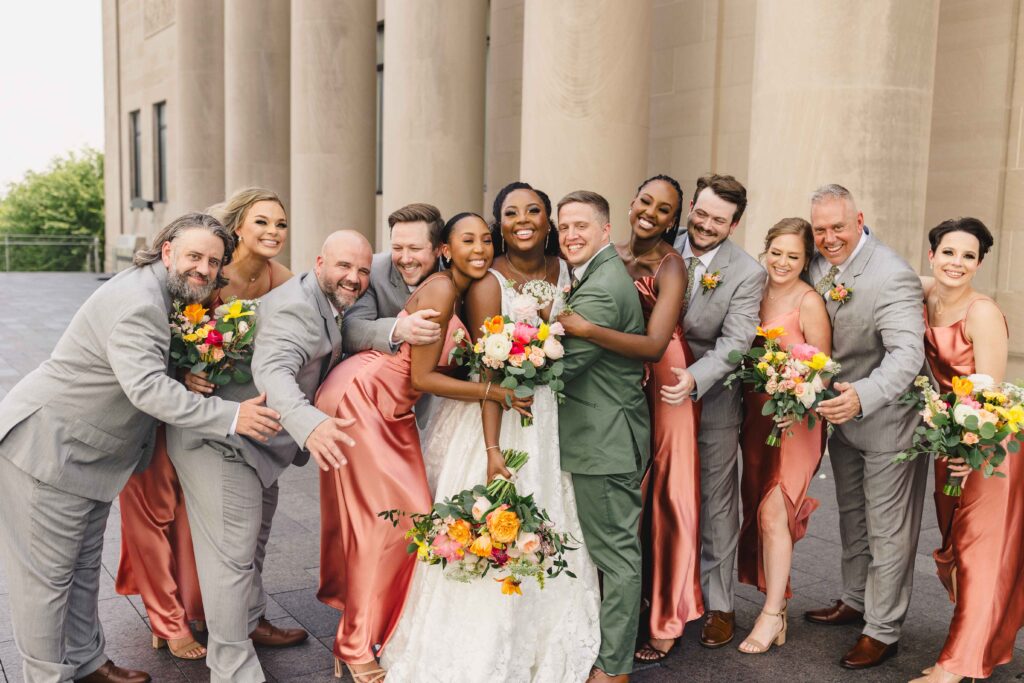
490, 181, 560, 256
928, 217, 995, 262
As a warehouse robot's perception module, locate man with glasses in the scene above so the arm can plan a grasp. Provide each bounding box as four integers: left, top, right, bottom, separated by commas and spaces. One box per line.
663, 174, 765, 649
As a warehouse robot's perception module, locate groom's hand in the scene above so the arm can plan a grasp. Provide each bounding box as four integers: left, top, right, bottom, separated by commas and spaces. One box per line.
816, 381, 861, 424
236, 393, 282, 442
305, 416, 357, 470
660, 367, 695, 405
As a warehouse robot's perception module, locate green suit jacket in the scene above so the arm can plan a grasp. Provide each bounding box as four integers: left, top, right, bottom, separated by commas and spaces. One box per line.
559, 245, 651, 475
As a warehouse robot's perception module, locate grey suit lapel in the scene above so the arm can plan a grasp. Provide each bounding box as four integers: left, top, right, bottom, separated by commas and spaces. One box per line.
151, 262, 173, 311
303, 274, 342, 376
826, 233, 876, 322
687, 239, 734, 319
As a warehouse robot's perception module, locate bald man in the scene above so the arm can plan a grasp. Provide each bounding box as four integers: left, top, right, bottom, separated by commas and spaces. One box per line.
167, 230, 372, 683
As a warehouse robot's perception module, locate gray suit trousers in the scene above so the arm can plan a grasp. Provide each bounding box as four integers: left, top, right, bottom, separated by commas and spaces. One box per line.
168, 430, 279, 683
0, 456, 111, 683
698, 424, 741, 612
829, 431, 929, 643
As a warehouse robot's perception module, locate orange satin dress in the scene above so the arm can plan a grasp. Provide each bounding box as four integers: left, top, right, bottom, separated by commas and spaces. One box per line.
738, 299, 824, 598
116, 425, 204, 639
637, 253, 704, 639
316, 310, 468, 663
925, 302, 1024, 679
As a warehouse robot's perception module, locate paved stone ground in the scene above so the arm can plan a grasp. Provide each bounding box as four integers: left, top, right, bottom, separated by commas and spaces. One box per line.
0, 272, 1021, 682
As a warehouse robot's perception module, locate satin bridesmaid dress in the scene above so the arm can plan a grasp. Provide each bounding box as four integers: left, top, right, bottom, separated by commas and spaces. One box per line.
116, 425, 205, 641
316, 304, 469, 665
738, 292, 824, 597
637, 252, 704, 639
924, 300, 1024, 679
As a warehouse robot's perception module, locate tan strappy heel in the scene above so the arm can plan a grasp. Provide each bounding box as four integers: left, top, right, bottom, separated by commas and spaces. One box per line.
152, 634, 207, 660
335, 657, 387, 682
737, 602, 788, 654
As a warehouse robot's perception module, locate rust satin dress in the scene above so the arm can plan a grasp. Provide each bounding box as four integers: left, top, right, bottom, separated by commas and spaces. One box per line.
316, 310, 468, 663
925, 302, 1024, 679
738, 299, 824, 598
638, 253, 704, 639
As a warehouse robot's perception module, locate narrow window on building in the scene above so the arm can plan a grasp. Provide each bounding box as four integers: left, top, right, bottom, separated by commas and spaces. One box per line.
153, 101, 167, 203
129, 110, 142, 200
376, 21, 384, 195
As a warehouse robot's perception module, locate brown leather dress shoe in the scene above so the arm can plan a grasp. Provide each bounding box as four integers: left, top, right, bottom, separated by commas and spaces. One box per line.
249, 617, 309, 648
699, 610, 735, 648
804, 599, 864, 625
75, 660, 151, 683
840, 635, 899, 669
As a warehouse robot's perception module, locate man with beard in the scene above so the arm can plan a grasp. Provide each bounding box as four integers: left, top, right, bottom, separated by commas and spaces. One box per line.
166, 230, 372, 683
0, 213, 281, 683
342, 203, 444, 355
663, 174, 765, 648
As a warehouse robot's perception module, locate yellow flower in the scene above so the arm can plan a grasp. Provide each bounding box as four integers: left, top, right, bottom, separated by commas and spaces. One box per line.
537, 322, 550, 342
473, 340, 484, 354
447, 519, 472, 546
983, 390, 1008, 405
415, 541, 429, 560
487, 510, 521, 544
182, 303, 207, 326
756, 326, 785, 341
469, 534, 493, 557
756, 361, 770, 372
806, 353, 829, 372
952, 376, 973, 397
223, 299, 255, 322
496, 576, 522, 596
183, 332, 201, 343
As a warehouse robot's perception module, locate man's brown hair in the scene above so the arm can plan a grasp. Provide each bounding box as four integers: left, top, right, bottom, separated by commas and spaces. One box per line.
387, 203, 444, 248
692, 174, 747, 225
557, 190, 610, 225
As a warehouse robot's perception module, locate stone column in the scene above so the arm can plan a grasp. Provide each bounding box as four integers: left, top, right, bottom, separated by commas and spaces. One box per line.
175, 0, 224, 215
224, 0, 291, 265
380, 0, 487, 247
290, 0, 375, 270
744, 0, 940, 265
484, 0, 525, 215
519, 0, 653, 239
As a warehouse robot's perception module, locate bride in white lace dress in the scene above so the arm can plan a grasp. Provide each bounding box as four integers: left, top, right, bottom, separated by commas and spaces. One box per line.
383, 185, 600, 682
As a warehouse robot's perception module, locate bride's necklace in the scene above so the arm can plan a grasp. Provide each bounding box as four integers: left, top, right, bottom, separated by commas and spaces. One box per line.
507, 254, 548, 284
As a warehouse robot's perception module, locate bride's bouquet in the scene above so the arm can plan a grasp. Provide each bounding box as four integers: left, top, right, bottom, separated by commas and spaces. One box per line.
725, 325, 841, 445
450, 280, 567, 426
379, 449, 577, 595
895, 374, 1024, 496
169, 298, 258, 385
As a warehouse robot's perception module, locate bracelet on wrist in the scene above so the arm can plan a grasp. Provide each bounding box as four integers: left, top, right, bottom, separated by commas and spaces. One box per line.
485, 445, 501, 452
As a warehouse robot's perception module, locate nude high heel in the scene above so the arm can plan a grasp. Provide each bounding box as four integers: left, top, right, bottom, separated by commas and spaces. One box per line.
737, 602, 788, 654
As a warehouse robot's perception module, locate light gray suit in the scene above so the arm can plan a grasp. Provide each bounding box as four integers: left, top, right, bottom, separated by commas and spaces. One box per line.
167, 272, 341, 683
342, 251, 436, 426
674, 234, 765, 612
0, 262, 236, 683
809, 229, 927, 644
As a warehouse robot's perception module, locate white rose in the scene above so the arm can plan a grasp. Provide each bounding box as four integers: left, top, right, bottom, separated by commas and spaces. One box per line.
966, 373, 994, 392
484, 334, 512, 362
509, 293, 540, 322
238, 320, 249, 334
952, 403, 980, 426
222, 331, 234, 344
504, 323, 516, 336
542, 336, 564, 360
810, 374, 824, 393
794, 382, 816, 408
471, 496, 491, 521
517, 531, 541, 554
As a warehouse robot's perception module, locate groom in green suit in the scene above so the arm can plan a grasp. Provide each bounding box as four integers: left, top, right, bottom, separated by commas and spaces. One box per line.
556, 190, 651, 682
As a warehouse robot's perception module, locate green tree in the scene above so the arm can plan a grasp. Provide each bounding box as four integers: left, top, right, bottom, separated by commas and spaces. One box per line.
0, 148, 104, 271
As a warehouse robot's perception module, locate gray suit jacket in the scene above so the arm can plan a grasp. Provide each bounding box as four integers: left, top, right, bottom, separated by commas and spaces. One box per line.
342, 252, 410, 354
810, 230, 924, 453
674, 236, 766, 430
0, 263, 237, 502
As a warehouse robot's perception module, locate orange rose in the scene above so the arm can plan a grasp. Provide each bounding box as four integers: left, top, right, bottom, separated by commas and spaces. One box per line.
487, 510, 520, 545
447, 519, 472, 546
469, 534, 493, 557
484, 315, 506, 335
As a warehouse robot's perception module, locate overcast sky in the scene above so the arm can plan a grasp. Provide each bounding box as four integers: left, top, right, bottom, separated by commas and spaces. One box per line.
0, 1, 104, 193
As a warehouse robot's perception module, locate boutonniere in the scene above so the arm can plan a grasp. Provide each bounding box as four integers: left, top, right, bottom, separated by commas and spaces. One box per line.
828, 283, 852, 304
700, 271, 722, 293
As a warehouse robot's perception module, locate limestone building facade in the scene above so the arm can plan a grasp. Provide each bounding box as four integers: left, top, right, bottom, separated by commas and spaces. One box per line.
102, 0, 1024, 374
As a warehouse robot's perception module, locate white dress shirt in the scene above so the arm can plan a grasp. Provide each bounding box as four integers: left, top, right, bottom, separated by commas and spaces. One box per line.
571, 242, 614, 281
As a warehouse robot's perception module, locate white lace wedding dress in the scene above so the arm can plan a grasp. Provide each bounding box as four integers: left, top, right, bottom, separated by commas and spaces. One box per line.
382, 264, 601, 683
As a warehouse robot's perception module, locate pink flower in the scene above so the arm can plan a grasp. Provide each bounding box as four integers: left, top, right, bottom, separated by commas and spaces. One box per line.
490, 547, 509, 566
528, 347, 546, 368
211, 347, 225, 362
961, 396, 982, 409
547, 321, 565, 337
508, 353, 525, 367
517, 532, 541, 554
961, 432, 980, 445
790, 343, 818, 361
196, 343, 210, 355
431, 534, 464, 562
512, 322, 539, 345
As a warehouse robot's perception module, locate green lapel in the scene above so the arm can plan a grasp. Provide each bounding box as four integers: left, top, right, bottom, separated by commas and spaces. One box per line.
568, 244, 619, 301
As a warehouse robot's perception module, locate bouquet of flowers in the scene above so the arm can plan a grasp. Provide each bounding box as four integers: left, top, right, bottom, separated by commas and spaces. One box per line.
895, 374, 1024, 496
725, 325, 841, 446
169, 298, 258, 386
379, 449, 577, 595
450, 279, 567, 426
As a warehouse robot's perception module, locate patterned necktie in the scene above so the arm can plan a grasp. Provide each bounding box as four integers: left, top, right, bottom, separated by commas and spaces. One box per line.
815, 264, 839, 296
570, 269, 581, 291
683, 256, 700, 308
